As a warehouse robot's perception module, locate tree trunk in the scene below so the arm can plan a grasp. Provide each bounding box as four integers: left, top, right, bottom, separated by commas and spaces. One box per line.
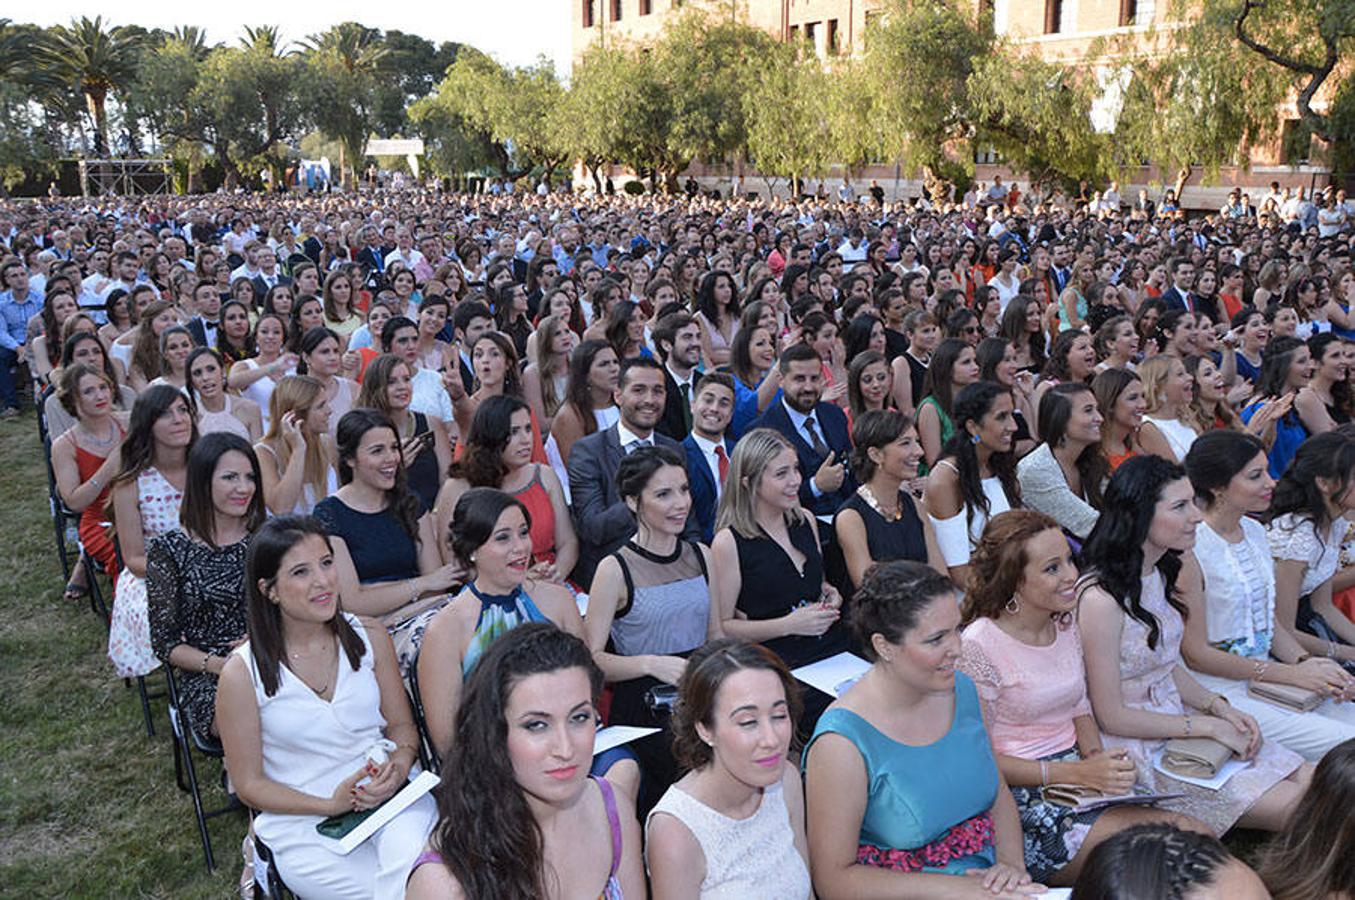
87, 89, 109, 157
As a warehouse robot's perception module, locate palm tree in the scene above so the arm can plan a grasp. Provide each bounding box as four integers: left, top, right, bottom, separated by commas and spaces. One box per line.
302, 23, 389, 186
40, 16, 144, 156
169, 25, 212, 61
241, 25, 293, 58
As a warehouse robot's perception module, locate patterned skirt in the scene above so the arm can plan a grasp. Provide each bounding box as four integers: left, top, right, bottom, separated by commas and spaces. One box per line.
1010, 748, 1106, 883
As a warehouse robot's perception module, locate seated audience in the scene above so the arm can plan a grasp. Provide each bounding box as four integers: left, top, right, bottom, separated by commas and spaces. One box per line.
1016, 383, 1106, 540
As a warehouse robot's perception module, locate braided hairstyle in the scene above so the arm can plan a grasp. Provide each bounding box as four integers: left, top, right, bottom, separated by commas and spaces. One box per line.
1071, 823, 1237, 900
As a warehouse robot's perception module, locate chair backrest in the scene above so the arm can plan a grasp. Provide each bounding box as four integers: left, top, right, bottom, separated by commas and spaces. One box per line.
404, 654, 440, 775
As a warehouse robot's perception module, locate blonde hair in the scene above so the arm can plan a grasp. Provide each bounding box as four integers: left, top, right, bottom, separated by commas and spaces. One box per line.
1138, 355, 1205, 432
533, 313, 570, 419
262, 375, 331, 497
714, 428, 805, 539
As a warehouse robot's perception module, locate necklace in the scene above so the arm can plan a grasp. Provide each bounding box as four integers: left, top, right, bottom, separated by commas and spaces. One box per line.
78, 418, 118, 449
289, 635, 336, 694
858, 484, 903, 521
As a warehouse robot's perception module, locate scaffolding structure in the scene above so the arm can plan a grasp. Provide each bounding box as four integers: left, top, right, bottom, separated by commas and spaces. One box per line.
78, 159, 172, 197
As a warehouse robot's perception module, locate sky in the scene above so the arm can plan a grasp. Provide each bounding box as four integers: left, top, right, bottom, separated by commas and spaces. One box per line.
20, 0, 572, 73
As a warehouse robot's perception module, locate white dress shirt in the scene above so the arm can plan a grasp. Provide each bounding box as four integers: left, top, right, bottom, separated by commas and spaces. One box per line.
689, 432, 725, 501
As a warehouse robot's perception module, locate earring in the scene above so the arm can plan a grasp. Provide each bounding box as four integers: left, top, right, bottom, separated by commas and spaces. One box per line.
971, 432, 982, 445
469, 554, 477, 563
1005, 596, 1020, 614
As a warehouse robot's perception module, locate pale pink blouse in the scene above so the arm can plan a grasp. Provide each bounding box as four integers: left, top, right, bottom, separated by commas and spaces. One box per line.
959, 617, 1092, 759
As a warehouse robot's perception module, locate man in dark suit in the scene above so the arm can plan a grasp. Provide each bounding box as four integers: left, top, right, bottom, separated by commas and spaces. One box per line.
250, 249, 290, 300
752, 343, 854, 519
1160, 257, 1197, 312
568, 357, 698, 588
681, 372, 736, 544
353, 226, 386, 288
450, 300, 493, 394
185, 281, 222, 347
652, 311, 703, 441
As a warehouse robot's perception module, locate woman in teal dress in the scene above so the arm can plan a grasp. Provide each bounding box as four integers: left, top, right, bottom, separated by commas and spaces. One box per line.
804, 560, 1042, 898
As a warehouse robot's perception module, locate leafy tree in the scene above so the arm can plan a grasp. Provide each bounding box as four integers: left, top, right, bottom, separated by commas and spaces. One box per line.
38, 16, 145, 156
743, 41, 833, 190
423, 49, 569, 178
1108, 0, 1355, 180
302, 22, 389, 185
374, 31, 460, 135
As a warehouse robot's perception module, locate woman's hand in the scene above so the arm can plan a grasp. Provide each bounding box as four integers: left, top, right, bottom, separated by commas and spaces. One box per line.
963, 862, 1044, 896
647, 655, 688, 685
328, 766, 370, 815
1074, 749, 1137, 794
271, 352, 298, 374
280, 411, 306, 452
420, 561, 467, 595
353, 758, 408, 810
527, 559, 559, 583
340, 351, 362, 379
784, 603, 840, 637
820, 583, 843, 610
441, 367, 467, 402
1203, 712, 1260, 760
1284, 657, 1354, 698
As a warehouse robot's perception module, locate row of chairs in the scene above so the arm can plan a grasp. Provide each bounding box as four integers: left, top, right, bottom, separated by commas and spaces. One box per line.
36, 396, 294, 896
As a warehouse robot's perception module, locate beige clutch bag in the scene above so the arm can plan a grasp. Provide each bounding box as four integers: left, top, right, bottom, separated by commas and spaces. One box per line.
1247, 680, 1323, 712
1160, 737, 1234, 779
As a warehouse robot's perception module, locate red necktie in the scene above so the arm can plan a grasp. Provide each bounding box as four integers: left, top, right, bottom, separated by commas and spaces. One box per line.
714, 444, 729, 485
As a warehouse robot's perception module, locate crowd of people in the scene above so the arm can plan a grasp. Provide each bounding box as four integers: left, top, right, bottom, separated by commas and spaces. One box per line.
12, 177, 1355, 898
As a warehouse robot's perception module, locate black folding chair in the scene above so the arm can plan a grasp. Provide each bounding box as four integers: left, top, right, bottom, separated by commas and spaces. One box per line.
252, 835, 296, 899
164, 666, 245, 871
405, 650, 439, 774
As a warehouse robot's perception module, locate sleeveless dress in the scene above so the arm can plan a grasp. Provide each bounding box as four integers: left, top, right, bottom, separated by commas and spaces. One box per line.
730, 517, 847, 670
803, 674, 1000, 874
905, 353, 928, 409
108, 468, 183, 678
460, 582, 550, 675
606, 540, 713, 810
929, 464, 1013, 570
1086, 569, 1301, 834
237, 614, 437, 900
1143, 415, 1198, 462
408, 776, 625, 899
403, 412, 440, 514
833, 488, 928, 583
325, 378, 356, 434
237, 358, 278, 430
646, 776, 811, 899
511, 464, 559, 568
146, 530, 250, 742
257, 443, 338, 515
74, 443, 120, 581
197, 394, 251, 440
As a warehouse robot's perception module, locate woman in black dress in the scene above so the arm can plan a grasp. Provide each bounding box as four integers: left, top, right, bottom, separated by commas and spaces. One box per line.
147, 432, 267, 740
710, 428, 846, 673
834, 410, 945, 593
355, 353, 451, 513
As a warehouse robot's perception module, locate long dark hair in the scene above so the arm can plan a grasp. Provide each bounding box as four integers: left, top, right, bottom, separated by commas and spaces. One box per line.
62, 331, 124, 395
179, 432, 267, 546
109, 385, 198, 494
1268, 430, 1355, 537
450, 395, 530, 488
564, 339, 614, 437
1000, 295, 1046, 370
840, 314, 881, 363
470, 331, 524, 396
333, 408, 421, 544
294, 325, 339, 375
695, 270, 739, 325
920, 338, 972, 415
1039, 382, 1108, 509
1080, 455, 1188, 650
431, 622, 602, 900
244, 515, 364, 698
1254, 335, 1305, 399
939, 381, 1021, 530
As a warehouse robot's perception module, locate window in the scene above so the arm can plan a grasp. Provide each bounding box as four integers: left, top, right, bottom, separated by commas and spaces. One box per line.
611, 0, 622, 21
788, 24, 800, 42
827, 19, 840, 55
640, 0, 651, 12
1118, 0, 1136, 26
1044, 0, 1063, 33
583, 0, 594, 28
805, 21, 818, 54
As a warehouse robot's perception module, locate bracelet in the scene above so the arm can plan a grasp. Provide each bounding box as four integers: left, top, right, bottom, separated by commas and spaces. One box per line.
200, 652, 213, 674
1040, 760, 1049, 786
1253, 659, 1270, 682
1328, 640, 1339, 660
1183, 714, 1192, 737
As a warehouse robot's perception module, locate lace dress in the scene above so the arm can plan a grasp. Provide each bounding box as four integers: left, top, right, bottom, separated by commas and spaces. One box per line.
107, 468, 183, 678
1091, 569, 1301, 834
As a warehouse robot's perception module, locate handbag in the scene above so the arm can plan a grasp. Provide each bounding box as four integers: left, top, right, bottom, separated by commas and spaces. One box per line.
1247, 680, 1323, 713
1160, 737, 1234, 779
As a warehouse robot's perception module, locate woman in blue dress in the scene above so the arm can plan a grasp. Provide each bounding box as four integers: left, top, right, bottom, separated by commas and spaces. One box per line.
1241, 336, 1313, 478
804, 560, 1042, 899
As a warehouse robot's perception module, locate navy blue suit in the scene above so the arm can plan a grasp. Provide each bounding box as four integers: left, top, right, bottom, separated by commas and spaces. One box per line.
753, 399, 855, 518
1160, 286, 1192, 312
682, 433, 734, 544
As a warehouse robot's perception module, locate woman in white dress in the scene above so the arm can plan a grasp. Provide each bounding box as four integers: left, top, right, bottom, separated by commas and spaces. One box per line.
924, 381, 1022, 587
646, 638, 812, 899
107, 386, 195, 678
216, 515, 435, 900
1137, 355, 1202, 464
228, 312, 296, 433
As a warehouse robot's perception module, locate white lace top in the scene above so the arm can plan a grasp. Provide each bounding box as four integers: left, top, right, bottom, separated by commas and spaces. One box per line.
1268, 513, 1346, 597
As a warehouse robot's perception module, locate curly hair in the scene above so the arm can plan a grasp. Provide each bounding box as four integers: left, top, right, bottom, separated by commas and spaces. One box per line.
431, 622, 602, 900
1079, 455, 1188, 650
962, 509, 1062, 625
450, 395, 530, 488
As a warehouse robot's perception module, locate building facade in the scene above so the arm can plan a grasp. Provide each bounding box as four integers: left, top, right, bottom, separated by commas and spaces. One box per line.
571, 0, 1332, 207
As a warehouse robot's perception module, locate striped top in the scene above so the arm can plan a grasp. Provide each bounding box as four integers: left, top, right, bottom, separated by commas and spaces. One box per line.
608, 540, 710, 657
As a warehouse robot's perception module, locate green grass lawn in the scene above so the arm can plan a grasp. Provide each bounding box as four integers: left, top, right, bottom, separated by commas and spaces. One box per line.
0, 410, 244, 898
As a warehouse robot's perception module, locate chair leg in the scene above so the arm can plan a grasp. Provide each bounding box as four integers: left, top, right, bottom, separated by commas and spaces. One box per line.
52, 510, 71, 583
82, 554, 110, 626
136, 676, 156, 738
176, 721, 217, 871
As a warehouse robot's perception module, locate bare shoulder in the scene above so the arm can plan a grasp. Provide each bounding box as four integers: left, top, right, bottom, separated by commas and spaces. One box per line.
406, 857, 465, 900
